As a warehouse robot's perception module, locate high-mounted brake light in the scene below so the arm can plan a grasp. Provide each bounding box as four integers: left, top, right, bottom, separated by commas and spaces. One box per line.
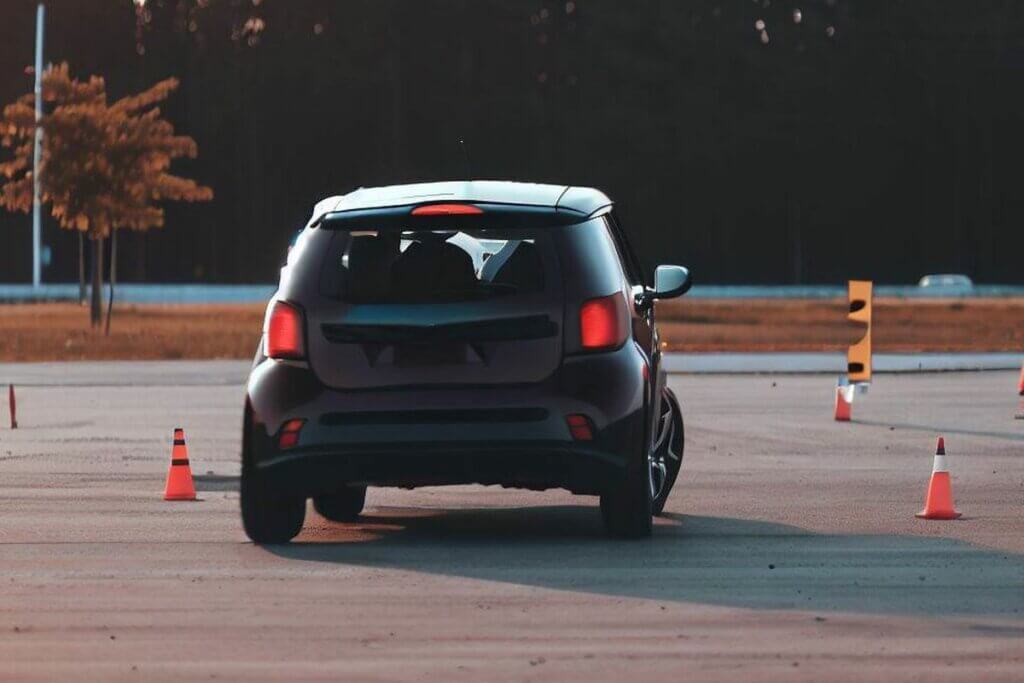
411, 203, 484, 216
579, 294, 628, 351
265, 301, 306, 360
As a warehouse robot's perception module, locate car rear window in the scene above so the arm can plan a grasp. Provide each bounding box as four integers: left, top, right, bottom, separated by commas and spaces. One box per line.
319, 228, 554, 304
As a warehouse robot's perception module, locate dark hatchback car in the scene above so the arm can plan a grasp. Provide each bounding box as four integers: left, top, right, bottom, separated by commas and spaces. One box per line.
241, 181, 690, 542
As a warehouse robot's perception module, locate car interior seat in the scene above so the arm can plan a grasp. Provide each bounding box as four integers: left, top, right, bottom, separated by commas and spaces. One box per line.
488, 241, 543, 292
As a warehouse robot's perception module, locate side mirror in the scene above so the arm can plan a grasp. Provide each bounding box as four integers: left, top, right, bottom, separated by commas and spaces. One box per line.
652, 265, 691, 299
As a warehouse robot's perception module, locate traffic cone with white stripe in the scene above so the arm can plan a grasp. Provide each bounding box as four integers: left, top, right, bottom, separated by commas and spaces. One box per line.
916, 437, 961, 520
834, 378, 853, 421
1015, 362, 1024, 418
164, 428, 196, 501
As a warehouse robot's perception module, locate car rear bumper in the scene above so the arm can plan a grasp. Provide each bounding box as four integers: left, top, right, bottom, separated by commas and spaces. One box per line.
247, 442, 628, 496
244, 343, 648, 496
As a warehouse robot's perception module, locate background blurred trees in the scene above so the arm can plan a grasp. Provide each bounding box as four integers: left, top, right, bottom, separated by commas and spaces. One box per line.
0, 0, 1022, 285
0, 61, 212, 326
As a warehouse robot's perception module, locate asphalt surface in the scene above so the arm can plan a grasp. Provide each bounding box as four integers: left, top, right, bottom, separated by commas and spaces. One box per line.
1, 365, 1023, 681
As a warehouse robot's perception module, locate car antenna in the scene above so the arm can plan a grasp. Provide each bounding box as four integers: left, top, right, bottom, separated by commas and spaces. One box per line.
459, 138, 473, 179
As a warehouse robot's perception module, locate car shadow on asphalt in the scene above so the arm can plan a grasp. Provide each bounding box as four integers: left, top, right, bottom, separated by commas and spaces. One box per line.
264, 506, 1024, 620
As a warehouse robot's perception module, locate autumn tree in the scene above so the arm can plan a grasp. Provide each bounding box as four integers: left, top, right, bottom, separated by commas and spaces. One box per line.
0, 62, 212, 329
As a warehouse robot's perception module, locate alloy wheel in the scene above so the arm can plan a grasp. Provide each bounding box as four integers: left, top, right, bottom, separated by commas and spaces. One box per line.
648, 389, 679, 501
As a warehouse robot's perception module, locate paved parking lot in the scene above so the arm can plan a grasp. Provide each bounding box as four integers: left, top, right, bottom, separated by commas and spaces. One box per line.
1, 365, 1022, 681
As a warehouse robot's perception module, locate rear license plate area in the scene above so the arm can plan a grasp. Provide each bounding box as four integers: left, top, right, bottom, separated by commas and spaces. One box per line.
394, 343, 467, 367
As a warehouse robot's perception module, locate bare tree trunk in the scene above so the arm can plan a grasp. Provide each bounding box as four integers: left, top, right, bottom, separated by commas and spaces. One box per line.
78, 232, 86, 305
90, 236, 104, 328
105, 229, 117, 335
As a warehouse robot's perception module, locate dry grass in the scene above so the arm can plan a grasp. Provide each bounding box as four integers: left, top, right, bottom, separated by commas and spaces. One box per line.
0, 298, 1021, 362
0, 303, 265, 362
657, 297, 1024, 352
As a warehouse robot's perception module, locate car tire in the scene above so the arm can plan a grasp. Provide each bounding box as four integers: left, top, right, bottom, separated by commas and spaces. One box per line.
600, 434, 654, 539
600, 476, 653, 538
240, 472, 305, 544
313, 487, 367, 522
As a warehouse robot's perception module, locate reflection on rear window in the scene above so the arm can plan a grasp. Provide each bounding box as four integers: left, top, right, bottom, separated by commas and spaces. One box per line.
333, 230, 546, 304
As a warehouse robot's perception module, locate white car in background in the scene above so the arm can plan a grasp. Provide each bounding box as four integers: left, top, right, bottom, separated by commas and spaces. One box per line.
918, 274, 974, 292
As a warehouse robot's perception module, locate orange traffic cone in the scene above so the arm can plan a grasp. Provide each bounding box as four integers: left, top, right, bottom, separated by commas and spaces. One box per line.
916, 437, 961, 520
1017, 363, 1024, 396
164, 428, 196, 501
834, 380, 853, 421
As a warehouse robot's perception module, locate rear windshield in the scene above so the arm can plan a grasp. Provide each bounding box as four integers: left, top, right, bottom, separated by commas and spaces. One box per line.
320, 228, 554, 304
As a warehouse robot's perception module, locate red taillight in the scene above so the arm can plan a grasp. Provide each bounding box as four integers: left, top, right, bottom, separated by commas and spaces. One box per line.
411, 203, 484, 216
278, 418, 305, 450
566, 414, 594, 441
579, 294, 628, 351
265, 301, 305, 360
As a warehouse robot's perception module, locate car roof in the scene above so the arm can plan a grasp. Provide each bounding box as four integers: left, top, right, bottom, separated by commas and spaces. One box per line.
309, 181, 612, 225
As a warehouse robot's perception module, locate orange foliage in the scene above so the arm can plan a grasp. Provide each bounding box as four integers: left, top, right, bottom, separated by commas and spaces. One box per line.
0, 62, 212, 239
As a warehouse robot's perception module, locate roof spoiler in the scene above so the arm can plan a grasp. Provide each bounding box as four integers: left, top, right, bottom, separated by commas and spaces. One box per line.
315, 202, 587, 230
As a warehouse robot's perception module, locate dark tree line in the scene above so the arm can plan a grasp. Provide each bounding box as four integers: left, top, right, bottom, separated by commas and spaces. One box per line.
1, 0, 1022, 285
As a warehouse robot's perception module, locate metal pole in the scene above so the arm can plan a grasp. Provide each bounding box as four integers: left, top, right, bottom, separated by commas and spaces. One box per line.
32, 3, 44, 289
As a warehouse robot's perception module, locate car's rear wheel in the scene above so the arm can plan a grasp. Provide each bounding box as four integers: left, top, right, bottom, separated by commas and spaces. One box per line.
600, 385, 684, 537
600, 419, 654, 538
240, 405, 305, 544
240, 472, 306, 544
600, 469, 653, 538
313, 487, 367, 522
651, 387, 684, 516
